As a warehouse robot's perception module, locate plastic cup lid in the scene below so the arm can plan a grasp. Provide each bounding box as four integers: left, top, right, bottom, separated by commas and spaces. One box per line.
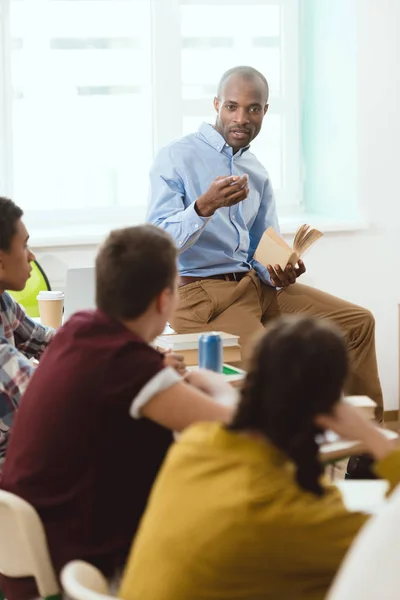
37, 291, 64, 301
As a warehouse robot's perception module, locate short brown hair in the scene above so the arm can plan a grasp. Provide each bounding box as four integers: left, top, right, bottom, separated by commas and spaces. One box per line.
96, 225, 177, 320
0, 197, 23, 252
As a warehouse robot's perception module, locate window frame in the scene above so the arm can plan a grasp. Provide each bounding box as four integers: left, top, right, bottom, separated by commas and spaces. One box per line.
0, 0, 302, 241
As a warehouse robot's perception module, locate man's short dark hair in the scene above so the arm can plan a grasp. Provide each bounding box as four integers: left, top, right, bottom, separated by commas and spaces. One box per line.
96, 225, 177, 321
217, 65, 269, 102
0, 197, 23, 252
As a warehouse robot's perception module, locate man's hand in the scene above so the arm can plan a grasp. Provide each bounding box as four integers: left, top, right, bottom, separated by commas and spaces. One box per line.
267, 259, 306, 288
195, 175, 249, 217
163, 350, 187, 376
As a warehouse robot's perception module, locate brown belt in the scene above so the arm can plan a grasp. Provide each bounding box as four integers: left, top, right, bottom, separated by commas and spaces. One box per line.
179, 271, 249, 287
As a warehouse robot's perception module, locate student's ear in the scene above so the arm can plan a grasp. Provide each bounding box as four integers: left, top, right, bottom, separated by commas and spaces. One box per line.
214, 96, 220, 113
264, 104, 269, 116
156, 287, 173, 316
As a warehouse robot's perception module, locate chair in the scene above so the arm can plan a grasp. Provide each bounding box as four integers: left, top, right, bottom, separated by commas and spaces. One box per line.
0, 490, 61, 600
9, 259, 51, 318
327, 484, 400, 599
61, 561, 117, 600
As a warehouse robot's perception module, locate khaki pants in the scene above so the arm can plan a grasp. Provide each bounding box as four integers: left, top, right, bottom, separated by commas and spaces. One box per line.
170, 271, 383, 418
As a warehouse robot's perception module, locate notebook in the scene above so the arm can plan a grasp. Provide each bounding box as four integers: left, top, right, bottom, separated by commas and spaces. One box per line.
156, 331, 240, 351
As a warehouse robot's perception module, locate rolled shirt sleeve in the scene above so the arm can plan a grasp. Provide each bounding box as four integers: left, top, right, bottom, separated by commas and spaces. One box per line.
129, 367, 182, 419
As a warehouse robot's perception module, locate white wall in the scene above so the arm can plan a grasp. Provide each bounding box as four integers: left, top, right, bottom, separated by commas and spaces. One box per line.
33, 0, 400, 410
303, 0, 400, 410
34, 245, 98, 293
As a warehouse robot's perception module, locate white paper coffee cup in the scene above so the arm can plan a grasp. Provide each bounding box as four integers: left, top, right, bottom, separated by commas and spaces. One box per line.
37, 291, 64, 329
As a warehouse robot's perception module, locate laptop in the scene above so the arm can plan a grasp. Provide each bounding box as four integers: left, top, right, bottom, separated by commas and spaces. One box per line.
64, 267, 96, 321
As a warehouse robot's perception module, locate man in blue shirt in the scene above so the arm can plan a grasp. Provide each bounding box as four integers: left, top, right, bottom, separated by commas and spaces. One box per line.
147, 65, 383, 422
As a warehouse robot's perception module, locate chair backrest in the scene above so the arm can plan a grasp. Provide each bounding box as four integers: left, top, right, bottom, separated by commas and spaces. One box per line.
8, 260, 51, 318
0, 490, 60, 599
327, 484, 400, 599
61, 561, 116, 600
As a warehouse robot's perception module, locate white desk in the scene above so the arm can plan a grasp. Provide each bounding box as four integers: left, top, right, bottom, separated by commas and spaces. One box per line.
336, 480, 389, 514
320, 428, 398, 463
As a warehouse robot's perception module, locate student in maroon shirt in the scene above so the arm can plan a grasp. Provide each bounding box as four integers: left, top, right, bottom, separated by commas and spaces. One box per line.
0, 224, 232, 600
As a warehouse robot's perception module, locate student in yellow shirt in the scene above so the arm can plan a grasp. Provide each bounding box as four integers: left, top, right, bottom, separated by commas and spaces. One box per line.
119, 316, 400, 600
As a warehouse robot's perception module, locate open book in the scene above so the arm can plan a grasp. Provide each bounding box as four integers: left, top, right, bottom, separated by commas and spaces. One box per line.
254, 224, 323, 271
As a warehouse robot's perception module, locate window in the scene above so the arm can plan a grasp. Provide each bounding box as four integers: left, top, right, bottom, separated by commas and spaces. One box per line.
0, 0, 301, 240
180, 1, 300, 203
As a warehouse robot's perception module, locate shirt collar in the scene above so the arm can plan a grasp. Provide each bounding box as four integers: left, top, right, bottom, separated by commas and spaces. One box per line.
197, 122, 250, 157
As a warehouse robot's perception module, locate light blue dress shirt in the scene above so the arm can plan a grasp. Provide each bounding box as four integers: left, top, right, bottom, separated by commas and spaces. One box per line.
147, 122, 280, 284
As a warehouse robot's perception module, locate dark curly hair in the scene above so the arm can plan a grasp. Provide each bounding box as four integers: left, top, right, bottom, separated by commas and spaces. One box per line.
228, 316, 348, 496
0, 197, 23, 252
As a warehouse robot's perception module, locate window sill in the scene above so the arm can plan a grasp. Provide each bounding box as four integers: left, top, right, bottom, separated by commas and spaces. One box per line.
29, 214, 369, 249
30, 223, 116, 249
280, 214, 368, 236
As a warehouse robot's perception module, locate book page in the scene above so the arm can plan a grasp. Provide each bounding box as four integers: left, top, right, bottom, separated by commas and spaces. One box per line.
264, 227, 291, 251
287, 251, 300, 267
297, 229, 323, 255
293, 225, 323, 256
254, 230, 292, 270
293, 224, 310, 252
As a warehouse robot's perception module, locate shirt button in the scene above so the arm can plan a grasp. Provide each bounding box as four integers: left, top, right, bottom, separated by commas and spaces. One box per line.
178, 240, 183, 245
194, 224, 199, 229
232, 215, 236, 221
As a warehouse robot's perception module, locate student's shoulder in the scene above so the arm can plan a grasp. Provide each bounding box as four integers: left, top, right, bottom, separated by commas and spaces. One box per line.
78, 311, 165, 373
176, 422, 226, 453
0, 291, 18, 314
116, 338, 165, 381
61, 311, 162, 358
105, 339, 167, 407
36, 311, 165, 387
0, 292, 22, 331
57, 310, 99, 341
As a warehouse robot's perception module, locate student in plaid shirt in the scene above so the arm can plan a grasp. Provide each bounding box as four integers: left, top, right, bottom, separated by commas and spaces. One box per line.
0, 197, 54, 467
